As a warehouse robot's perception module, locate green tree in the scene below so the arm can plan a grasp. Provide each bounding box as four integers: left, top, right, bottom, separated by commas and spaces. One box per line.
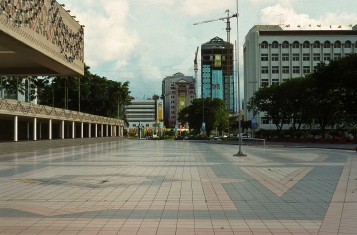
178, 98, 229, 135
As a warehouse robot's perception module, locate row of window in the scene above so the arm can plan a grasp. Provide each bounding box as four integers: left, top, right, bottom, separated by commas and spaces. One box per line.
132, 124, 151, 127
261, 40, 356, 49
260, 117, 303, 124
261, 53, 344, 61
261, 65, 314, 74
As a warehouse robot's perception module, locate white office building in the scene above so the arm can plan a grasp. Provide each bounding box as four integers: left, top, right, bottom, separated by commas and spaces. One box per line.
243, 24, 357, 130
125, 99, 163, 132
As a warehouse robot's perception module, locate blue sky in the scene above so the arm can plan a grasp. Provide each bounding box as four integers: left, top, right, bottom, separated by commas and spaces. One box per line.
59, 0, 357, 99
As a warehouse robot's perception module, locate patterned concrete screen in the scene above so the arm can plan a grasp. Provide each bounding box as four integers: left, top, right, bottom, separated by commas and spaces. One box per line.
0, 0, 84, 76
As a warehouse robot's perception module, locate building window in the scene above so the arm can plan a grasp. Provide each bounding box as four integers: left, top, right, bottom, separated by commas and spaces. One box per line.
146, 124, 150, 127
313, 41, 320, 48
261, 79, 269, 86
303, 66, 310, 73
272, 41, 278, 48
261, 54, 268, 61
324, 41, 331, 48
303, 53, 310, 61
282, 41, 289, 48
313, 66, 318, 72
282, 53, 289, 61
345, 53, 351, 56
272, 66, 279, 74
313, 53, 321, 61
272, 79, 280, 85
293, 53, 299, 61
293, 66, 300, 73
271, 53, 279, 61
261, 117, 270, 124
133, 124, 137, 127
345, 41, 351, 48
324, 53, 331, 61
334, 53, 341, 60
261, 66, 268, 74
334, 41, 341, 48
292, 41, 299, 48
303, 41, 310, 48
282, 66, 289, 74
261, 41, 268, 48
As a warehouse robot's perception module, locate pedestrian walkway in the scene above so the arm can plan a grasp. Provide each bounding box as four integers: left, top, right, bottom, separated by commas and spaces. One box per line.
0, 138, 356, 234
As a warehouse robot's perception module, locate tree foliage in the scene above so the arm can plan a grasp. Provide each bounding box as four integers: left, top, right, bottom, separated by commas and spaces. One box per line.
177, 98, 229, 135
1, 65, 132, 120
247, 54, 357, 132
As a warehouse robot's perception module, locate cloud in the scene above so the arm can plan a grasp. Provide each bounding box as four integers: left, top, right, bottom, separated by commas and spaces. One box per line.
260, 4, 357, 30
179, 0, 230, 16
69, 0, 140, 67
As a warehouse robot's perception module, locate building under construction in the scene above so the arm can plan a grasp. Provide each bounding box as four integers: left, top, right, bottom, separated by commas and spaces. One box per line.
201, 36, 235, 113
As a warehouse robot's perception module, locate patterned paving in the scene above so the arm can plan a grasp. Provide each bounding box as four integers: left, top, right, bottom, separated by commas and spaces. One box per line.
0, 139, 356, 234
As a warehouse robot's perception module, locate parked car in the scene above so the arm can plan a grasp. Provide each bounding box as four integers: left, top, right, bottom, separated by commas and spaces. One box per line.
175, 135, 184, 140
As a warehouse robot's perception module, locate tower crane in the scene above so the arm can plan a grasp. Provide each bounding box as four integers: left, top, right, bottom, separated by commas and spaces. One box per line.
194, 10, 238, 112
194, 46, 199, 96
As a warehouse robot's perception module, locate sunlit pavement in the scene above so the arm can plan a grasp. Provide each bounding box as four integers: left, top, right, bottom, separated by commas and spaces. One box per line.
0, 138, 356, 235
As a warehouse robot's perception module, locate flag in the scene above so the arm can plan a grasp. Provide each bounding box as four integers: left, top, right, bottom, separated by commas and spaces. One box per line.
317, 24, 321, 27
297, 25, 300, 28
330, 25, 332, 28
285, 24, 290, 27
338, 25, 342, 28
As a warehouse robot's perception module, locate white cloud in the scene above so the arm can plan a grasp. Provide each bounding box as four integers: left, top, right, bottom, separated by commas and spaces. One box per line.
68, 0, 140, 67
260, 4, 357, 30
179, 0, 230, 16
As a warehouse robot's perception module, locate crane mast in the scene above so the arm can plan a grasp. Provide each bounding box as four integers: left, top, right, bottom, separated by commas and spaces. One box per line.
194, 10, 237, 113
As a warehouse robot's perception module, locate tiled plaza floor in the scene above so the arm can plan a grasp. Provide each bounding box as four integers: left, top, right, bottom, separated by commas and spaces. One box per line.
0, 138, 356, 234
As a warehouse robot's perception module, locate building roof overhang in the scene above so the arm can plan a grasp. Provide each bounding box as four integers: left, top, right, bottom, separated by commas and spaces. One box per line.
0, 0, 84, 76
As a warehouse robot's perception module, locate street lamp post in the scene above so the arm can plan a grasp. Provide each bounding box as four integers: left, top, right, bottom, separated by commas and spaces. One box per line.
234, 0, 247, 157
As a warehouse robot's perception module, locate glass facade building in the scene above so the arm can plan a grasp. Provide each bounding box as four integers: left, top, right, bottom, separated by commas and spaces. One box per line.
201, 37, 235, 113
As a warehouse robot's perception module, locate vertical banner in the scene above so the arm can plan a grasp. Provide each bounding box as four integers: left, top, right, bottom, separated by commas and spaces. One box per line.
157, 101, 163, 120
214, 54, 221, 67
251, 118, 257, 130
179, 96, 186, 111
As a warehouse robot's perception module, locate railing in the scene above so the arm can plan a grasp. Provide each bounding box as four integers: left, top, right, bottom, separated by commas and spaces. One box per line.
0, 98, 123, 126
243, 138, 266, 148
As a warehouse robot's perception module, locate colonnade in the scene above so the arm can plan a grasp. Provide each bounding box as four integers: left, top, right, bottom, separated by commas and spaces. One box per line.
12, 116, 124, 142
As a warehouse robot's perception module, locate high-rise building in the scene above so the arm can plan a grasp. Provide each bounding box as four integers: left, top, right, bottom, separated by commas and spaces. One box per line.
201, 36, 235, 113
243, 24, 357, 129
162, 72, 196, 128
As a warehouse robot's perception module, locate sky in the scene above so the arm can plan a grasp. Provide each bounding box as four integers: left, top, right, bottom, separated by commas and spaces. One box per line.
59, 0, 357, 100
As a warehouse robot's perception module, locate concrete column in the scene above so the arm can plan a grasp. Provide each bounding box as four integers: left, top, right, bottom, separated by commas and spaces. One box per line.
88, 123, 91, 138
27, 122, 30, 140
106, 124, 108, 137
14, 116, 18, 142
49, 119, 52, 140
61, 120, 65, 139
101, 124, 103, 137
72, 121, 75, 139
81, 122, 83, 138
95, 124, 98, 138
33, 118, 37, 141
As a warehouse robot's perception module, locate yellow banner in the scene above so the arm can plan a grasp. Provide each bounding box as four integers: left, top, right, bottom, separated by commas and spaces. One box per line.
179, 96, 186, 111
214, 54, 221, 67
157, 101, 163, 120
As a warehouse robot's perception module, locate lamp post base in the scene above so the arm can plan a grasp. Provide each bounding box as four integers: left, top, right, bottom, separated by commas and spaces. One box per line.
233, 151, 247, 157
